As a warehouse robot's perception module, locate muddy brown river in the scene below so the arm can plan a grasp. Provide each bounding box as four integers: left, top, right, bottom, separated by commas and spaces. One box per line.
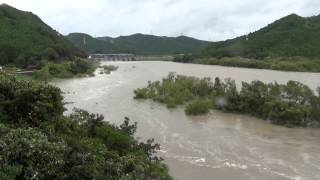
54, 61, 320, 180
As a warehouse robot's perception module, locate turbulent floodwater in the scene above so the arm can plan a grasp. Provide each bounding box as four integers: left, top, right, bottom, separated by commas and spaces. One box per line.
53, 61, 320, 180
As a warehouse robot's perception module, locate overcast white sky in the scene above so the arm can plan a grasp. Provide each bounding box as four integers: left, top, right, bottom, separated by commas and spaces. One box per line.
1, 0, 320, 41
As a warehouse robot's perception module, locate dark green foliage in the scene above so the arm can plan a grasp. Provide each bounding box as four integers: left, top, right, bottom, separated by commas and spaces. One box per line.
203, 14, 320, 59
173, 54, 195, 63
186, 14, 320, 72
67, 33, 117, 54
120, 117, 137, 136
134, 73, 320, 127
134, 87, 151, 99
0, 4, 87, 67
0, 73, 64, 127
69, 59, 98, 75
0, 73, 172, 179
67, 33, 209, 55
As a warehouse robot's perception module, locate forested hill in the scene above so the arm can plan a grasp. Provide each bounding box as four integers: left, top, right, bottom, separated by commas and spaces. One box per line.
0, 4, 87, 67
67, 33, 210, 55
203, 14, 320, 59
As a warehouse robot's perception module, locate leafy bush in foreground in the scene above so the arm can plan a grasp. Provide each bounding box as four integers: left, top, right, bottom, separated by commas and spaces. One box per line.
0, 73, 172, 179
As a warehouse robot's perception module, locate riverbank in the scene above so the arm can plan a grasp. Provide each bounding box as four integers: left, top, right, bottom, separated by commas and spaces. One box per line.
137, 55, 174, 61
174, 56, 320, 72
134, 73, 320, 127
3, 59, 100, 82
33, 59, 100, 81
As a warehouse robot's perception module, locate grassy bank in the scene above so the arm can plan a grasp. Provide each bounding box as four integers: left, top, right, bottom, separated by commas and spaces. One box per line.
192, 57, 320, 72
2, 59, 99, 82
32, 59, 99, 81
134, 73, 320, 127
136, 55, 174, 61
173, 55, 320, 72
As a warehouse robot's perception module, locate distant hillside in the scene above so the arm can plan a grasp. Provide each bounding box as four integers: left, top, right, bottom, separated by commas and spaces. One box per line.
67, 33, 209, 55
0, 4, 87, 67
203, 14, 320, 59
66, 33, 117, 54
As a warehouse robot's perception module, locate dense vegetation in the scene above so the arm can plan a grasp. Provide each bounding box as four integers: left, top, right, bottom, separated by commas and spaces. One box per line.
191, 57, 320, 72
203, 14, 320, 59
0, 73, 172, 179
67, 33, 209, 55
134, 73, 320, 127
33, 59, 98, 81
0, 4, 87, 67
173, 54, 195, 63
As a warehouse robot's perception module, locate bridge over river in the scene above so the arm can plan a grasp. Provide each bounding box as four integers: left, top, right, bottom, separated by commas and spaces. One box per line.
89, 54, 136, 61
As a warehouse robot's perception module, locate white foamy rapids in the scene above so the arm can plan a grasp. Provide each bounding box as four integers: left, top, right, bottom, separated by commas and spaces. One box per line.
157, 149, 168, 154
173, 155, 207, 166
224, 162, 248, 169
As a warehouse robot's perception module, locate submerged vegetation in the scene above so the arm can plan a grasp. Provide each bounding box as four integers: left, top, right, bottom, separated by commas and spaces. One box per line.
134, 73, 320, 127
0, 73, 172, 179
185, 99, 212, 115
100, 65, 119, 74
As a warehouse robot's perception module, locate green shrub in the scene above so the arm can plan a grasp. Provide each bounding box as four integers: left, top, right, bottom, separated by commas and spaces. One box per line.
185, 99, 212, 115
134, 88, 150, 99
0, 74, 172, 179
0, 73, 64, 127
0, 128, 67, 179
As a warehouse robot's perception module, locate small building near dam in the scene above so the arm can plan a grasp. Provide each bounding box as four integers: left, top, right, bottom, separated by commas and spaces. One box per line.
89, 54, 136, 61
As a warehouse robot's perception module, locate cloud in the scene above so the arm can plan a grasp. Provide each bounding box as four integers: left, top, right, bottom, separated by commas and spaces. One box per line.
1, 0, 319, 41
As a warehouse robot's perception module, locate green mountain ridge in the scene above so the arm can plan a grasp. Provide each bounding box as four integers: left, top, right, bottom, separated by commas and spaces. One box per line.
0, 4, 87, 67
203, 13, 320, 59
67, 33, 210, 55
